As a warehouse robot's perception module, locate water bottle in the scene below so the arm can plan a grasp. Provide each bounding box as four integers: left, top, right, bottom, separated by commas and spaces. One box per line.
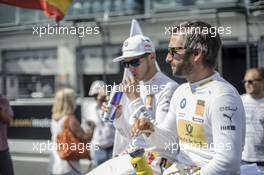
102, 86, 123, 122
129, 148, 153, 175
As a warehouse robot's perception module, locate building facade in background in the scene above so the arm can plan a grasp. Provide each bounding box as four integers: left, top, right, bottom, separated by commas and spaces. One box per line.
0, 0, 263, 98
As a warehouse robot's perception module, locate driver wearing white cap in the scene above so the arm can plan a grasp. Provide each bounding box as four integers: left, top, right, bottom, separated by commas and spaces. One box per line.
111, 34, 179, 174
113, 34, 156, 62
88, 20, 179, 175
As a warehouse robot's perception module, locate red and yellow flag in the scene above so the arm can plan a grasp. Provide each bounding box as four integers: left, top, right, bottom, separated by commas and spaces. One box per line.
0, 0, 72, 21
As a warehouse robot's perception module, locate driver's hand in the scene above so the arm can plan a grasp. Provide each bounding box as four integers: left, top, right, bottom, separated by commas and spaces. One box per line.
101, 101, 108, 113
121, 76, 140, 101
130, 118, 154, 137
101, 102, 123, 119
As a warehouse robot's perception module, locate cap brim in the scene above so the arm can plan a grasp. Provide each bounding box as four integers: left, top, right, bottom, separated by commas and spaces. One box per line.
112, 52, 146, 62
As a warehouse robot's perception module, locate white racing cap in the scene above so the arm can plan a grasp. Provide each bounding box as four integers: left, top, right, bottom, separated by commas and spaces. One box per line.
112, 34, 155, 62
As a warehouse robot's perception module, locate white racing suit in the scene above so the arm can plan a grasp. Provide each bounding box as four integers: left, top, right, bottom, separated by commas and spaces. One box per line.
88, 71, 179, 175
147, 72, 245, 175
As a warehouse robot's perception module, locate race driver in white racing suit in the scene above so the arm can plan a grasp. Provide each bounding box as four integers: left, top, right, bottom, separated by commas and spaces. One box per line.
131, 21, 246, 175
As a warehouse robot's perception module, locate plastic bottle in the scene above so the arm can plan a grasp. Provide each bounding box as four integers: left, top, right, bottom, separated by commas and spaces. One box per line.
129, 148, 153, 175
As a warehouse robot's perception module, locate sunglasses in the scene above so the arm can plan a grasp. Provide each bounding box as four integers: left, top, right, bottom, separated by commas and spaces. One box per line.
122, 54, 148, 68
242, 78, 263, 84
168, 47, 184, 59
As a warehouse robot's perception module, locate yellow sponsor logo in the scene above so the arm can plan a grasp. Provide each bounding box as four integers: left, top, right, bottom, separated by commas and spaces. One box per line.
195, 99, 205, 116
145, 94, 153, 110
177, 119, 207, 145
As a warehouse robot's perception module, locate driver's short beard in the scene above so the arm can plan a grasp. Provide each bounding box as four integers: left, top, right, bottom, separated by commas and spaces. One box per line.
173, 52, 193, 77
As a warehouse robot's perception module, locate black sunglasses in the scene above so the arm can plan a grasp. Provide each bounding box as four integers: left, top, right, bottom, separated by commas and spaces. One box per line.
168, 47, 184, 59
122, 54, 148, 68
242, 78, 263, 84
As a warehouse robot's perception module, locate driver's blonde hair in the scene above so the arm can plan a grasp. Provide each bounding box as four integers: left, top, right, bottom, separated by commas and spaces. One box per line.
52, 88, 76, 121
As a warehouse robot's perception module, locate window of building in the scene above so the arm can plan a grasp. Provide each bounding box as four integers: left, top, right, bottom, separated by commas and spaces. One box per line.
2, 49, 57, 98
0, 4, 16, 25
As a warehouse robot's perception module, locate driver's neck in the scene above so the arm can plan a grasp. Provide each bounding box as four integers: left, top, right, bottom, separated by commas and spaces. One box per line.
187, 67, 214, 84
143, 67, 158, 82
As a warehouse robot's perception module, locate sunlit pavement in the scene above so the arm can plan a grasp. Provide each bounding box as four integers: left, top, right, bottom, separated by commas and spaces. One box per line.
9, 139, 92, 175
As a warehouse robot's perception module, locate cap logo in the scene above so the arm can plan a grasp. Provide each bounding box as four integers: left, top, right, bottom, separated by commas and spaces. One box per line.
145, 44, 151, 48
144, 44, 152, 51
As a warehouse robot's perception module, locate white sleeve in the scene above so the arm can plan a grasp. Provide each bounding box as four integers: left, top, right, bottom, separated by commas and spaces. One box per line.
155, 82, 179, 124
114, 83, 178, 141
113, 113, 131, 138
146, 91, 179, 155
200, 94, 245, 175
128, 97, 149, 120
112, 95, 133, 138
129, 82, 178, 124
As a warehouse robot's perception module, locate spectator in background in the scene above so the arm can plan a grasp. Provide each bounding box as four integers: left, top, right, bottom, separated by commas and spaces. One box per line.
0, 95, 14, 175
241, 68, 264, 171
49, 88, 93, 175
82, 80, 115, 166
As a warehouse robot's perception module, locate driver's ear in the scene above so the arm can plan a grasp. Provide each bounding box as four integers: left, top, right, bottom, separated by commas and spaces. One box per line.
193, 49, 203, 63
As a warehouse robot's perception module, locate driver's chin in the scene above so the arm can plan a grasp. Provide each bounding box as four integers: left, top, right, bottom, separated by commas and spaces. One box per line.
132, 73, 141, 81
135, 75, 143, 81
172, 67, 184, 77
173, 72, 185, 78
